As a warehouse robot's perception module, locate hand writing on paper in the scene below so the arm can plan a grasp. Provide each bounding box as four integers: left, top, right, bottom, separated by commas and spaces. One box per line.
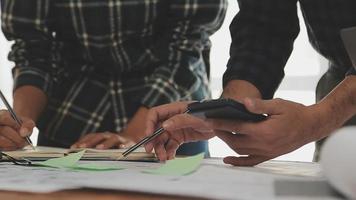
144, 102, 216, 161
71, 132, 134, 150
0, 110, 35, 150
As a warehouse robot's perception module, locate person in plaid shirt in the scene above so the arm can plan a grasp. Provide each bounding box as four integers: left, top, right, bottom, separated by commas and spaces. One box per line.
0, 0, 227, 155
142, 0, 356, 165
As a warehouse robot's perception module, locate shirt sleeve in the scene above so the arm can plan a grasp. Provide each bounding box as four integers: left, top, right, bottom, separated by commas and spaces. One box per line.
223, 0, 300, 99
140, 0, 227, 108
347, 67, 356, 75
1, 0, 61, 97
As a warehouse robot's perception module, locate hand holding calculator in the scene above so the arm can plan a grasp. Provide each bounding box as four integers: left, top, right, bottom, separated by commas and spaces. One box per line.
121, 99, 266, 158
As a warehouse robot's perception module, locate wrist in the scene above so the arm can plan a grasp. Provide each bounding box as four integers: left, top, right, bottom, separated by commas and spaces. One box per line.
222, 80, 262, 101
308, 76, 356, 140
305, 102, 340, 141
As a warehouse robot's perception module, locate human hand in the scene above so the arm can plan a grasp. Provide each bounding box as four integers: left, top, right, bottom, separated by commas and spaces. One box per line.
71, 132, 134, 150
211, 98, 323, 166
0, 110, 35, 150
71, 106, 152, 150
144, 102, 216, 161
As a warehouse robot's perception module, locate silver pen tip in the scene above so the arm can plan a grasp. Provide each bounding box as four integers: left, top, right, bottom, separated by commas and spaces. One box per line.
116, 155, 124, 161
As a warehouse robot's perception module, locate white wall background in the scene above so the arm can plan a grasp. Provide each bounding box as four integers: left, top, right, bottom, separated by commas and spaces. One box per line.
0, 1, 327, 162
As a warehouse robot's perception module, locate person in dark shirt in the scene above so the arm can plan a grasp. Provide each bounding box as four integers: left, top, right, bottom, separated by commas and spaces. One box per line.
0, 0, 227, 156
143, 0, 356, 165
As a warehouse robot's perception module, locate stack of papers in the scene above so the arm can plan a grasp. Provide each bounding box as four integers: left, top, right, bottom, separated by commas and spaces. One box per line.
3, 146, 156, 161
0, 158, 335, 200
34, 150, 124, 171
30, 150, 204, 174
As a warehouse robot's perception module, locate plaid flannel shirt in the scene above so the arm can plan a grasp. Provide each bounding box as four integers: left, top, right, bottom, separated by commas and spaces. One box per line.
224, 0, 356, 99
1, 0, 227, 147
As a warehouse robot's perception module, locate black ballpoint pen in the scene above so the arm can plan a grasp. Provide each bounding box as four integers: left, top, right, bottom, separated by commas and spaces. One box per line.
0, 90, 35, 150
121, 127, 165, 158
121, 110, 190, 159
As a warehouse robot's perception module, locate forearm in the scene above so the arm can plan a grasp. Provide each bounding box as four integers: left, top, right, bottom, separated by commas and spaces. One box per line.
121, 106, 149, 142
310, 75, 356, 139
222, 80, 262, 101
13, 85, 47, 121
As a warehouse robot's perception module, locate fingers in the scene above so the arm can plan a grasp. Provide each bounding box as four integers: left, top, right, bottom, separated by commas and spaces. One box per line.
162, 114, 211, 132
215, 131, 253, 149
116, 135, 134, 149
154, 142, 168, 161
243, 98, 281, 115
0, 126, 27, 148
180, 127, 216, 143
0, 110, 35, 137
145, 141, 154, 153
146, 128, 211, 161
0, 135, 18, 151
95, 137, 119, 149
164, 138, 181, 160
71, 133, 134, 149
71, 133, 107, 148
0, 111, 35, 150
96, 135, 134, 149
207, 119, 257, 135
19, 119, 36, 137
145, 133, 170, 160
0, 110, 19, 129
145, 102, 190, 136
223, 155, 270, 166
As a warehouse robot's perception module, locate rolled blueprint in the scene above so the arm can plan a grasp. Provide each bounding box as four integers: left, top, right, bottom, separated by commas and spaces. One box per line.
321, 126, 356, 199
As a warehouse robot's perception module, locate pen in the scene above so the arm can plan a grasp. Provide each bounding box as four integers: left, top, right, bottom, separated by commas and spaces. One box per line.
0, 90, 35, 150
121, 110, 190, 159
121, 127, 165, 158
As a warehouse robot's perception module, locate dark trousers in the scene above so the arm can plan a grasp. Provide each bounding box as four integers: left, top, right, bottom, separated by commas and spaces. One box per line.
313, 65, 356, 161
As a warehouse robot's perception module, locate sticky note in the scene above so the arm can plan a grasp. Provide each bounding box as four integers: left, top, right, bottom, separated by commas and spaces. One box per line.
36, 150, 85, 168
143, 153, 204, 176
34, 150, 123, 171
71, 163, 124, 171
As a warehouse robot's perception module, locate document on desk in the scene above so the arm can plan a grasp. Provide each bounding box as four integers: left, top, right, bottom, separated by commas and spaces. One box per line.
0, 159, 338, 200
3, 146, 156, 161
143, 153, 204, 176
34, 150, 124, 171
32, 151, 203, 173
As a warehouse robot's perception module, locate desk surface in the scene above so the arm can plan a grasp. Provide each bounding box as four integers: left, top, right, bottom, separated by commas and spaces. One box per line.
0, 189, 192, 200
0, 159, 325, 200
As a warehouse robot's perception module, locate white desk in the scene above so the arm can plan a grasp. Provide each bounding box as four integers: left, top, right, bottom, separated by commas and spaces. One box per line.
0, 159, 342, 200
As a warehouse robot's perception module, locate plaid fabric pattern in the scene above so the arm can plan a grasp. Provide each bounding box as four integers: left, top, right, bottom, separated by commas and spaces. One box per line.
1, 0, 227, 147
224, 0, 356, 99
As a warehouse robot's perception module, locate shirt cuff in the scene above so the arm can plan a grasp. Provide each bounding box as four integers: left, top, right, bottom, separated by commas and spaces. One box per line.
223, 65, 282, 100
13, 67, 53, 96
346, 67, 356, 76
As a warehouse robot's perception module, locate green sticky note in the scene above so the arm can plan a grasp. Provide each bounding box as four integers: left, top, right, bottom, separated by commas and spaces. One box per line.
36, 150, 85, 168
34, 150, 124, 171
143, 153, 204, 176
71, 163, 124, 171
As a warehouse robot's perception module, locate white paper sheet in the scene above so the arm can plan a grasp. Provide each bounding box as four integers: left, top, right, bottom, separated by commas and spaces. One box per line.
321, 127, 356, 199
0, 160, 340, 200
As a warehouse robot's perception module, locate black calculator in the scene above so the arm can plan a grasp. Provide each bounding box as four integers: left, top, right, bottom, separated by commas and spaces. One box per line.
187, 99, 267, 122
